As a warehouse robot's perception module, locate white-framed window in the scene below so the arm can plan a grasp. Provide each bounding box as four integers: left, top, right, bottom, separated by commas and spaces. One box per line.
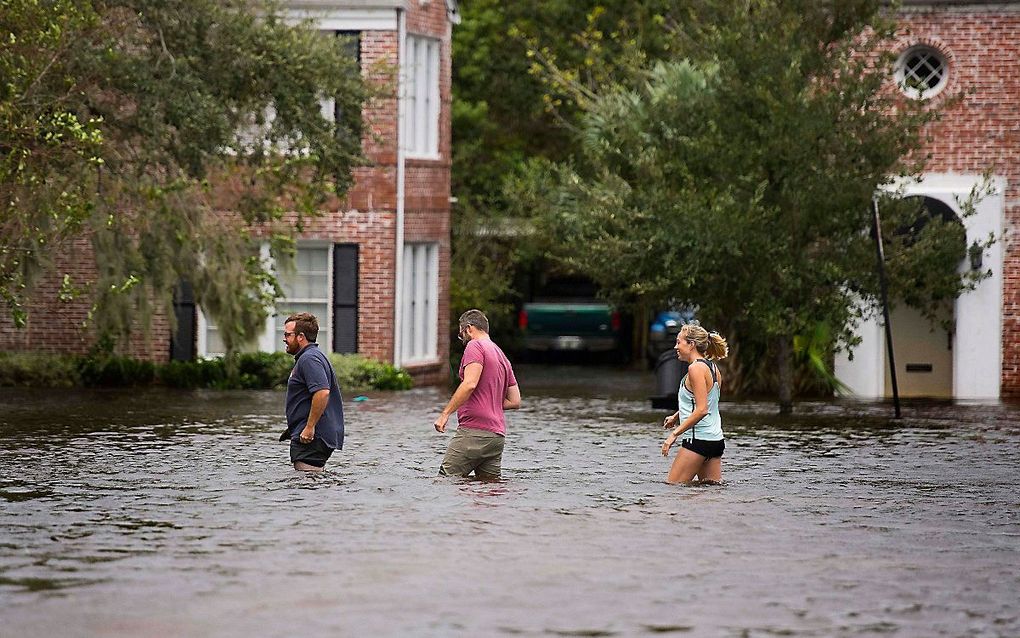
273, 245, 331, 353
200, 314, 232, 358
401, 242, 439, 363
895, 45, 949, 100
198, 244, 334, 356
319, 30, 361, 124
403, 35, 440, 158
198, 244, 272, 357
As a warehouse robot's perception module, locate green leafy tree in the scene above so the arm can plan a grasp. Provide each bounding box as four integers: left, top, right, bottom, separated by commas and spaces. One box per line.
450, 1, 677, 332
453, 1, 668, 210
1, 0, 104, 327
509, 0, 991, 413
1, 0, 367, 353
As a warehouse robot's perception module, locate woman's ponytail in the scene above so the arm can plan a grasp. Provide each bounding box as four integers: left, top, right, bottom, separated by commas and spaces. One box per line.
706, 331, 729, 360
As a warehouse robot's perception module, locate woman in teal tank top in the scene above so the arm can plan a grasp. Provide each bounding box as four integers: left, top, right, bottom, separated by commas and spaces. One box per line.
660, 324, 729, 484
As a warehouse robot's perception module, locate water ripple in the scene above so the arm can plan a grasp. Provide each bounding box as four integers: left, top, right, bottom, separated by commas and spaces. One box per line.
1, 370, 1019, 636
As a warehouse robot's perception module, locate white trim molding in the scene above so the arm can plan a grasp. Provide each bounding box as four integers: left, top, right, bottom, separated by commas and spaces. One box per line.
835, 173, 1005, 400
283, 3, 401, 31
393, 7, 407, 366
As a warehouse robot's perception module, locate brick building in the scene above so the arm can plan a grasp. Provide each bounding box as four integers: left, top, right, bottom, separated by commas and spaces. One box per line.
836, 1, 1019, 399
0, 0, 459, 386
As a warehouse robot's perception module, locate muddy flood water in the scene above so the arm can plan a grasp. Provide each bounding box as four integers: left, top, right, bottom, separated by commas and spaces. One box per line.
1, 364, 1019, 637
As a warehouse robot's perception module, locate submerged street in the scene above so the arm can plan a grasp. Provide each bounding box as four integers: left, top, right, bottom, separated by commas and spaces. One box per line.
2, 364, 1019, 636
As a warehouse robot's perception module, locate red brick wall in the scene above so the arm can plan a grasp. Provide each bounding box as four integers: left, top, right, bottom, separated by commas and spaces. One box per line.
893, 6, 1020, 395
0, 4, 455, 388
316, 28, 402, 365
0, 236, 172, 361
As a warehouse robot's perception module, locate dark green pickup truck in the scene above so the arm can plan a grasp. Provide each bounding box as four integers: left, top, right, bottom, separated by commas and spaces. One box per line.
518, 301, 622, 353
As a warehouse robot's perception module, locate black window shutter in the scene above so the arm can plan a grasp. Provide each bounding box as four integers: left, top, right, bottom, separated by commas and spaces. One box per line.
333, 244, 359, 353
170, 280, 196, 361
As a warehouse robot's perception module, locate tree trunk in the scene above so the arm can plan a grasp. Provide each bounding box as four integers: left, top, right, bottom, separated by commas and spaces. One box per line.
776, 335, 793, 415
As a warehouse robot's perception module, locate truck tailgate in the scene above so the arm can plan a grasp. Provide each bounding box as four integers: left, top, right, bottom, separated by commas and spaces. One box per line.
524, 303, 613, 335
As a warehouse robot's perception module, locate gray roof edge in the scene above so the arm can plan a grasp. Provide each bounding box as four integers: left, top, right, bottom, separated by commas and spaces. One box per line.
285, 0, 460, 23
286, 0, 409, 11
895, 0, 1020, 6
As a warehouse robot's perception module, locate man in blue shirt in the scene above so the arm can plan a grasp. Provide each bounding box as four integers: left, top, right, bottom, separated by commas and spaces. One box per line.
279, 312, 344, 472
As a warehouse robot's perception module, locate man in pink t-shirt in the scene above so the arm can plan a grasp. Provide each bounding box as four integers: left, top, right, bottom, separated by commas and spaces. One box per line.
433, 309, 521, 479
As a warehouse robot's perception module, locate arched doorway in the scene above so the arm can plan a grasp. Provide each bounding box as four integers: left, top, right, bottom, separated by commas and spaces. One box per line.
883, 196, 964, 398
835, 174, 1003, 401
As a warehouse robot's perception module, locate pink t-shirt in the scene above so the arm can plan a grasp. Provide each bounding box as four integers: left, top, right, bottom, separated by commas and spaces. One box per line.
457, 338, 518, 436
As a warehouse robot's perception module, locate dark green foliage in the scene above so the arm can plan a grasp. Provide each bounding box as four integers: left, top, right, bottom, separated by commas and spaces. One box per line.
0, 351, 412, 391
234, 351, 293, 389
367, 366, 414, 391
77, 355, 156, 386
450, 1, 680, 336
1, 0, 104, 328
328, 354, 413, 391
448, 204, 520, 341
508, 0, 991, 411
158, 358, 228, 389
453, 0, 678, 210
0, 352, 83, 387
2, 0, 367, 352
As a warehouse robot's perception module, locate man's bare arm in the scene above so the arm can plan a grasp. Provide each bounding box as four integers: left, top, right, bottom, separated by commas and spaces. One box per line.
433, 362, 482, 432
299, 388, 330, 442
503, 383, 521, 410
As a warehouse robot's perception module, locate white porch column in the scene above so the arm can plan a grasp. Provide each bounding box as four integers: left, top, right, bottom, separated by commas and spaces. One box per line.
905, 175, 1004, 400
835, 312, 885, 399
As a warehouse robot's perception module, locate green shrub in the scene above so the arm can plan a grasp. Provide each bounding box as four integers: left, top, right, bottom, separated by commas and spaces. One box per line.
0, 351, 412, 391
151, 351, 408, 391
369, 364, 415, 390
157, 353, 289, 390
78, 356, 156, 386
158, 358, 227, 389
329, 353, 413, 392
0, 352, 82, 387
235, 351, 293, 389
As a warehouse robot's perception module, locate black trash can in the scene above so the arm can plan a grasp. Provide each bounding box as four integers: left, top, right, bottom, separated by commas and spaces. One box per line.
649, 350, 689, 410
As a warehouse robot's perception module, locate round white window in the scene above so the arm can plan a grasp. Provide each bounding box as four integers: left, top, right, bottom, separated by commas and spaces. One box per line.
895, 45, 949, 100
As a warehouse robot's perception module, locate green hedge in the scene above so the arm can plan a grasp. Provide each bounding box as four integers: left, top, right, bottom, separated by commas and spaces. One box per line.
328, 353, 413, 391
79, 356, 157, 386
159, 357, 231, 389
0, 352, 82, 388
0, 351, 412, 392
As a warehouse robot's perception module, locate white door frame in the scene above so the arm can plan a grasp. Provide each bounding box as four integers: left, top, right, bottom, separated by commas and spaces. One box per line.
835, 173, 1005, 400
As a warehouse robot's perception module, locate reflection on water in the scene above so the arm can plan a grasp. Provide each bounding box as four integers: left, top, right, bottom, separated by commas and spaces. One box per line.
1, 365, 1019, 636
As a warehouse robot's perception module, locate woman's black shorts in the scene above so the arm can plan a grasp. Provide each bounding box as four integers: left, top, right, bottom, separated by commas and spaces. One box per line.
290, 438, 334, 467
681, 437, 725, 459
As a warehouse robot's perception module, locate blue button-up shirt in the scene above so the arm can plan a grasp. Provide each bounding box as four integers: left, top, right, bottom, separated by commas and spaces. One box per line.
284, 344, 344, 450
